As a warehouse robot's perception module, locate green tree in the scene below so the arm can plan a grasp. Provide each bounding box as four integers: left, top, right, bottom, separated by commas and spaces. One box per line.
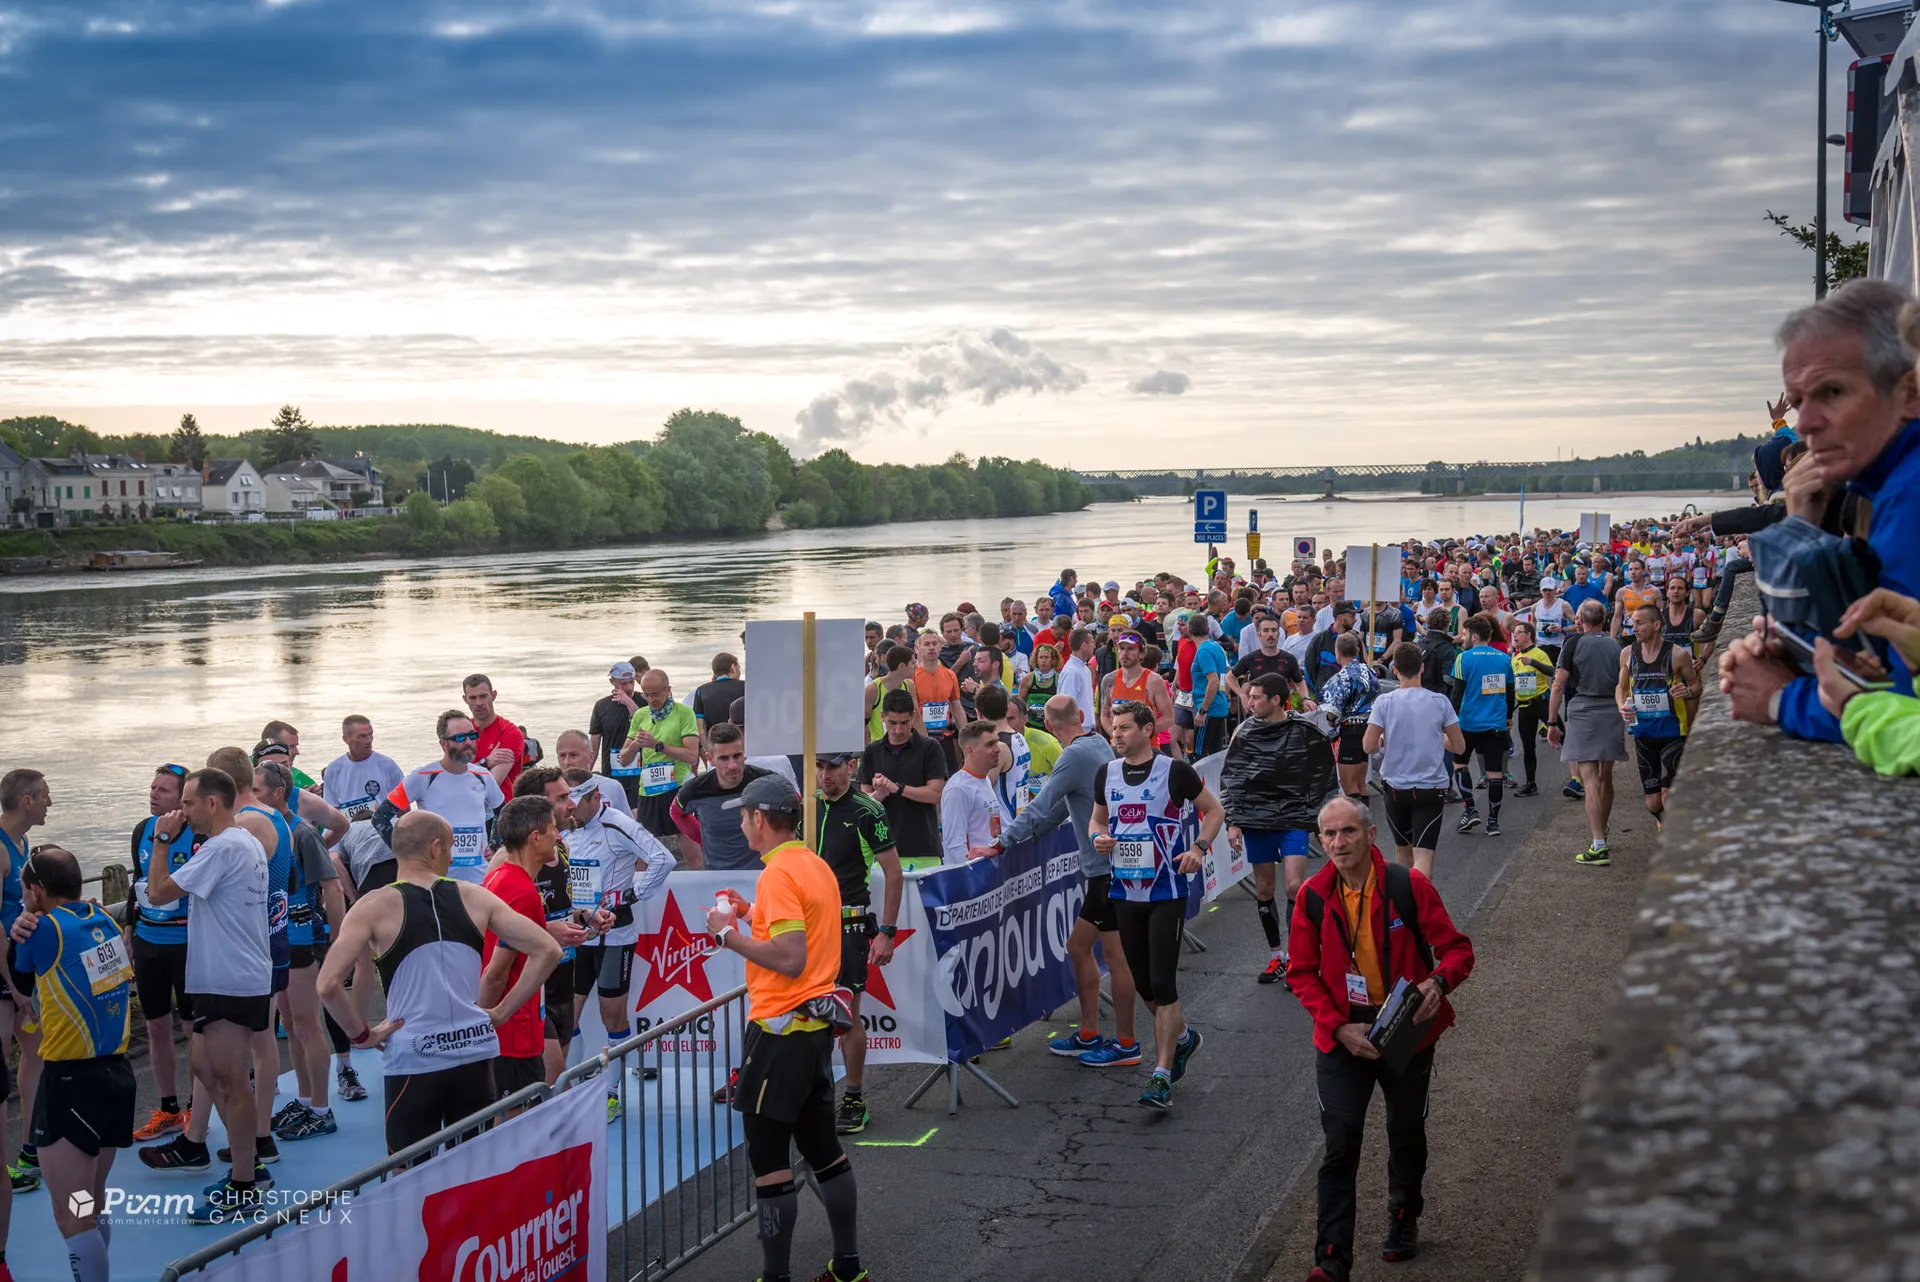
647, 410, 773, 534
441, 497, 500, 551
568, 446, 667, 538
261, 405, 318, 467
402, 491, 445, 550
169, 413, 207, 468
0, 415, 103, 458
424, 455, 475, 501
495, 453, 594, 546
1765, 211, 1869, 294
751, 431, 800, 504
467, 473, 528, 538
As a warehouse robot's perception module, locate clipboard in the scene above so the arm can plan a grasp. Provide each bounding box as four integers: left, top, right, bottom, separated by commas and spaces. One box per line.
1367, 976, 1433, 1072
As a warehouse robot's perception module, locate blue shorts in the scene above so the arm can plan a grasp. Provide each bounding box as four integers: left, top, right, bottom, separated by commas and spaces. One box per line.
1242, 829, 1313, 865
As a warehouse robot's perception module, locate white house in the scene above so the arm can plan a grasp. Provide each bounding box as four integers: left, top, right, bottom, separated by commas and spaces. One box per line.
0, 441, 22, 527
264, 459, 373, 512
149, 462, 203, 515
202, 458, 266, 517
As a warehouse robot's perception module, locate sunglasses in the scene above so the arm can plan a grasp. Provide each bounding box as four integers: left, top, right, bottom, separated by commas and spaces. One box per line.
159, 763, 188, 778
444, 731, 480, 744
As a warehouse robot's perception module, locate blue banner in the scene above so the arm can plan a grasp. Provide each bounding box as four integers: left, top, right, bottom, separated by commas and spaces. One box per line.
913, 828, 1086, 1063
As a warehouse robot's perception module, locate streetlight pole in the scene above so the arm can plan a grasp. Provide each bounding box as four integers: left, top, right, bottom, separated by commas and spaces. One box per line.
1816, 3, 1830, 298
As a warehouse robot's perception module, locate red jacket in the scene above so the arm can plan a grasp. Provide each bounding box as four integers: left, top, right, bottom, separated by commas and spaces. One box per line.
1285, 845, 1474, 1055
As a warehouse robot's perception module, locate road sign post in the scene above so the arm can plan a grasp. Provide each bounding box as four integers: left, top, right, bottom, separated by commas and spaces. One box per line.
1247, 508, 1261, 563
1194, 489, 1227, 545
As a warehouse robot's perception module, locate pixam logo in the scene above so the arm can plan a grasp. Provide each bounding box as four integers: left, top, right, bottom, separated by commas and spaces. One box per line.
421, 1143, 593, 1282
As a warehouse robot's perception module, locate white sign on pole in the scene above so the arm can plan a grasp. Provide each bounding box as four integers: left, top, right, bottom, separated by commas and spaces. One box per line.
1342, 544, 1403, 604
1578, 512, 1612, 545
745, 618, 867, 755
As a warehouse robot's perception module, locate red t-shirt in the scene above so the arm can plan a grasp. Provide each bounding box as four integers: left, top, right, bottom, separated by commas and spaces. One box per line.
482, 861, 544, 1060
1175, 638, 1197, 694
474, 715, 527, 795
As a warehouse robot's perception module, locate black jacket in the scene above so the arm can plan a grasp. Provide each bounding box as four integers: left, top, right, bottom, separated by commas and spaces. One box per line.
1417, 631, 1460, 699
1219, 713, 1340, 833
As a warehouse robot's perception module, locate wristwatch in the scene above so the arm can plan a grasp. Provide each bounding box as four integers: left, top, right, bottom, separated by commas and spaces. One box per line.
714, 924, 735, 947
878, 925, 899, 939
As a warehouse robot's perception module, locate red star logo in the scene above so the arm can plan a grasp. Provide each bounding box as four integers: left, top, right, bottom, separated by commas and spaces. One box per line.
632, 893, 718, 1009
861, 927, 917, 1011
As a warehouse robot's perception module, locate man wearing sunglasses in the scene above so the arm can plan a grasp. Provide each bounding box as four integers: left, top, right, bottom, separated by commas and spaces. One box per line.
376, 711, 506, 886
1097, 633, 1175, 751
126, 764, 202, 1146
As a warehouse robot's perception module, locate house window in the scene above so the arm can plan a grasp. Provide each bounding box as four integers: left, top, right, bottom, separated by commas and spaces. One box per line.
82, 484, 89, 499
119, 480, 127, 496
241, 475, 252, 487
65, 486, 73, 499
231, 491, 240, 505
138, 480, 145, 496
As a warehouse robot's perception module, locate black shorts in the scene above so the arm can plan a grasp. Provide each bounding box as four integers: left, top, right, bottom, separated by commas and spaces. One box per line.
5, 941, 34, 1001
544, 966, 575, 1043
271, 965, 289, 995
493, 1053, 545, 1101
1337, 723, 1370, 766
733, 1023, 834, 1124
1173, 703, 1196, 730
30, 1055, 136, 1156
356, 858, 398, 898
1636, 736, 1686, 794
383, 1059, 496, 1155
1383, 785, 1447, 852
190, 992, 273, 1034
288, 942, 320, 969
838, 916, 873, 993
1077, 873, 1119, 934
131, 936, 194, 1023
634, 792, 678, 840
573, 942, 635, 998
1456, 728, 1509, 774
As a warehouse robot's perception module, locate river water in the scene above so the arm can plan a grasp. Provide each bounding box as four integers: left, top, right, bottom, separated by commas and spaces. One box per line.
2, 491, 1728, 874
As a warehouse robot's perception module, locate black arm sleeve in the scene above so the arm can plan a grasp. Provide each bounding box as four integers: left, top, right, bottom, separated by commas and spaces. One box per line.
1709, 504, 1784, 537
372, 797, 403, 847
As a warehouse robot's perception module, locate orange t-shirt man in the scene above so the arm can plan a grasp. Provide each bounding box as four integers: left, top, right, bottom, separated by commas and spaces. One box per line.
744, 840, 843, 1026
910, 661, 962, 738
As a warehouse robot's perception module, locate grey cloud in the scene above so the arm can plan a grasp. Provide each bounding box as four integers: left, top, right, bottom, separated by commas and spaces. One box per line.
793, 328, 1087, 448
1130, 370, 1190, 396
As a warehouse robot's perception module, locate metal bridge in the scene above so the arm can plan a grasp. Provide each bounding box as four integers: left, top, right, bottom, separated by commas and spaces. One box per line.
1071, 456, 1749, 495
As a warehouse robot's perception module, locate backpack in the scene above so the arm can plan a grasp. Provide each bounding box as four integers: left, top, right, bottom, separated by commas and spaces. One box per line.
1301, 862, 1433, 973
1748, 515, 1887, 672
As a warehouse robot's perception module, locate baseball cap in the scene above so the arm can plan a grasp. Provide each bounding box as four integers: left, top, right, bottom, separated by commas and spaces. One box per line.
1334, 600, 1359, 616
815, 752, 854, 766
609, 661, 636, 680
1108, 614, 1132, 630
251, 739, 291, 764
722, 775, 803, 814
1103, 580, 1120, 591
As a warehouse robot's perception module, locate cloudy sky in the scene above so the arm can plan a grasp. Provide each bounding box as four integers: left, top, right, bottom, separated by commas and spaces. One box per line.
0, 1, 1866, 465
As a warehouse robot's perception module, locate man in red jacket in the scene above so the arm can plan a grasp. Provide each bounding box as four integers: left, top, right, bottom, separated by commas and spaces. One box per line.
1286, 796, 1474, 1282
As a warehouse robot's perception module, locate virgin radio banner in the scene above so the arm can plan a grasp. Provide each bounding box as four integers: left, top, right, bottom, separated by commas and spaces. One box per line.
201, 1082, 606, 1282
913, 827, 1085, 1063
627, 870, 945, 1068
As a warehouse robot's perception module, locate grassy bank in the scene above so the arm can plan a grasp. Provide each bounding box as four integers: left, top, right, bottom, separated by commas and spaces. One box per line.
0, 518, 406, 567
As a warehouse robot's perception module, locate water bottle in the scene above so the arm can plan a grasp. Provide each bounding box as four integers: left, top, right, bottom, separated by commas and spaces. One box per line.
713, 892, 735, 926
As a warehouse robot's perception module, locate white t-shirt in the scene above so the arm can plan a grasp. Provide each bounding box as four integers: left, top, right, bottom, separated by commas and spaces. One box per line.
748, 755, 798, 789
1366, 686, 1460, 790
939, 769, 1011, 866
1058, 657, 1098, 731
170, 826, 272, 997
394, 765, 506, 884
323, 750, 405, 822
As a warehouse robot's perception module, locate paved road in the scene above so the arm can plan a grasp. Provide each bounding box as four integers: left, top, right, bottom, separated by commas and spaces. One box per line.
673, 758, 1575, 1282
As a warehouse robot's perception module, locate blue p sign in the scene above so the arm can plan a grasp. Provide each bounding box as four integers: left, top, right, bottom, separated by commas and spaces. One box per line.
1194, 490, 1226, 523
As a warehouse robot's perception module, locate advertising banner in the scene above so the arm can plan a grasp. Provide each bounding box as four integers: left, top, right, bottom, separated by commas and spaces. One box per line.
201, 1082, 606, 1282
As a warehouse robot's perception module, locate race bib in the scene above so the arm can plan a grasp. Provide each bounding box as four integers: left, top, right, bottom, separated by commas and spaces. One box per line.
1479, 672, 1507, 696
1634, 689, 1670, 714
80, 932, 134, 995
1692, 568, 1708, 588
567, 859, 597, 908
1515, 671, 1539, 697
1345, 971, 1370, 1005
1173, 689, 1194, 710
451, 826, 484, 868
1370, 634, 1388, 653
922, 702, 950, 732
1539, 617, 1561, 637
641, 762, 677, 796
1110, 838, 1154, 878
610, 759, 642, 778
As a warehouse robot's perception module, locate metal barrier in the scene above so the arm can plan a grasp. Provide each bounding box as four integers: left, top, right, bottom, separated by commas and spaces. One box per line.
157, 984, 756, 1282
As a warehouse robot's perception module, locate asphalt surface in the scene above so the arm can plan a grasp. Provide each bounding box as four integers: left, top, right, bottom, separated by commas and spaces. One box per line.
674, 755, 1579, 1282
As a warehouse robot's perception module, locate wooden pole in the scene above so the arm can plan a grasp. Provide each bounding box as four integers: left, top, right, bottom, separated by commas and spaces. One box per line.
802, 611, 818, 849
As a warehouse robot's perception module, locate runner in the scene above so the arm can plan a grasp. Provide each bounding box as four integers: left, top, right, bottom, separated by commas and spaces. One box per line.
1016, 642, 1060, 729
377, 710, 507, 885
866, 645, 920, 742
1612, 561, 1659, 640
589, 660, 646, 811
908, 630, 964, 770
251, 737, 349, 845
1619, 602, 1701, 832
1365, 644, 1466, 879
461, 674, 528, 793
126, 765, 198, 1146
940, 721, 1011, 866
811, 752, 903, 1136
317, 810, 560, 1155
1097, 631, 1175, 749
510, 768, 611, 1086
859, 689, 949, 871
1186, 613, 1233, 758
1449, 615, 1515, 838
8, 846, 136, 1282
1221, 674, 1339, 981
691, 652, 746, 748
708, 777, 867, 1282
1058, 628, 1100, 735
1304, 602, 1359, 696
319, 715, 403, 823
483, 796, 569, 1104
1509, 621, 1557, 797
670, 722, 770, 870
619, 669, 703, 851
979, 685, 1061, 811
1661, 574, 1703, 662
0, 770, 47, 1196
1089, 703, 1226, 1109
554, 728, 634, 817
258, 720, 317, 790
1319, 633, 1381, 807
1524, 581, 1574, 664
137, 767, 273, 1217
1227, 614, 1311, 713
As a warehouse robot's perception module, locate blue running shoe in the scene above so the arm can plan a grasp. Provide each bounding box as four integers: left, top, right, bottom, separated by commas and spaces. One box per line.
1171, 1026, 1204, 1083
1078, 1038, 1143, 1068
188, 1176, 264, 1226
1047, 1029, 1103, 1058
1138, 1071, 1172, 1110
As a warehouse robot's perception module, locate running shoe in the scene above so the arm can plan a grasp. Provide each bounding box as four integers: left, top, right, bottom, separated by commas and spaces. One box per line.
985, 1036, 1012, 1051
1381, 1207, 1419, 1261
713, 1068, 740, 1105
1078, 1039, 1143, 1068
1047, 1029, 1104, 1058
1170, 1026, 1204, 1083
1258, 954, 1288, 984
187, 1173, 270, 1226
133, 1106, 186, 1142
807, 1266, 870, 1282
8, 1163, 39, 1193
606, 1094, 623, 1125
203, 1164, 274, 1196
279, 1108, 338, 1141
630, 1063, 661, 1081
1514, 782, 1539, 798
834, 1095, 870, 1135
1456, 811, 1481, 834
1484, 818, 1502, 838
1137, 1071, 1172, 1110
14, 1145, 36, 1170
139, 1136, 210, 1173
1574, 844, 1611, 867
1442, 790, 1464, 804
1306, 1263, 1350, 1282
336, 1064, 369, 1102
1562, 779, 1585, 800
271, 1101, 315, 1139
217, 1136, 279, 1165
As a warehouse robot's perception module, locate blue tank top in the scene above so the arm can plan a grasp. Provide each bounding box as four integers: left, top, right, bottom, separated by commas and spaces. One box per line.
133, 819, 198, 946
243, 805, 293, 970
0, 828, 24, 933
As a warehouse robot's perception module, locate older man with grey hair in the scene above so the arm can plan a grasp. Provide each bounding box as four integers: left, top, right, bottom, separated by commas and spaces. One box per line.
1721, 279, 1920, 741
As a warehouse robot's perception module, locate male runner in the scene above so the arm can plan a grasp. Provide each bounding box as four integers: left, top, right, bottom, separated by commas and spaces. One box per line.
1509, 621, 1556, 797
377, 710, 506, 885
555, 728, 634, 817
812, 753, 902, 1135
589, 660, 646, 810
320, 715, 403, 823
1090, 703, 1225, 1109
670, 722, 769, 870
706, 777, 866, 1282
909, 630, 964, 767
1619, 602, 1700, 831
462, 674, 528, 793
484, 796, 566, 1103
318, 810, 559, 1155
618, 669, 702, 848
9, 847, 136, 1281
1227, 615, 1311, 711
1450, 615, 1515, 837
1366, 644, 1466, 879
940, 722, 1010, 866
127, 765, 199, 1145
1097, 631, 1175, 749
859, 689, 948, 870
